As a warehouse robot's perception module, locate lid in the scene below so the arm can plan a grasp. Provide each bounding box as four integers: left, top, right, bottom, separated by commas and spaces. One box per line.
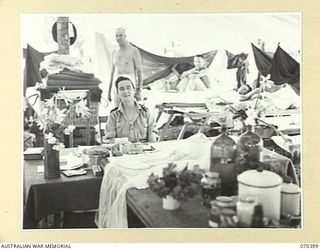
210, 198, 237, 208
221, 208, 236, 216
216, 196, 233, 204
239, 194, 257, 203
215, 196, 237, 208
281, 183, 300, 194
205, 171, 220, 178
237, 169, 283, 188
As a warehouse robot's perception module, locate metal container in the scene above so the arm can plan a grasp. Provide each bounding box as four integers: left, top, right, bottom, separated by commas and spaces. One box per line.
83, 146, 110, 168
281, 182, 300, 216
237, 169, 283, 220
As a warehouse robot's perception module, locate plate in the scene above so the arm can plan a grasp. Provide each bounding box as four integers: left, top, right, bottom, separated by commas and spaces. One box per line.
160, 89, 179, 93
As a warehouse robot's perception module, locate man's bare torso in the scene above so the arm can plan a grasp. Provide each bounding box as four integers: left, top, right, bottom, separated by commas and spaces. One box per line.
113, 45, 136, 76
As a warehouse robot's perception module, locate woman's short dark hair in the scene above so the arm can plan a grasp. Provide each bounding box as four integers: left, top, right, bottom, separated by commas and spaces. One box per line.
115, 76, 134, 90
238, 84, 252, 95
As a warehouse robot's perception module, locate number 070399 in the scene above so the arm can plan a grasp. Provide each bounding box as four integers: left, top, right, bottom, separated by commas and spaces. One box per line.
300, 244, 319, 248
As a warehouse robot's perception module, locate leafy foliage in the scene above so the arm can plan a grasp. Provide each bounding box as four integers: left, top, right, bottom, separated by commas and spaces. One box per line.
147, 163, 203, 201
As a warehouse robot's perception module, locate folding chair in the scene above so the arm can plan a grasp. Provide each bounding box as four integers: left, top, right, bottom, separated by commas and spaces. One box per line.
97, 116, 108, 145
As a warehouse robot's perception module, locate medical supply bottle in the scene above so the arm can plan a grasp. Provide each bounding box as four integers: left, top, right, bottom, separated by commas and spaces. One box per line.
237, 124, 262, 163
210, 125, 237, 196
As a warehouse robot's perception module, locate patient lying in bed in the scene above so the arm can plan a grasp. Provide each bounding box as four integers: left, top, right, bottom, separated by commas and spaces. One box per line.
228, 81, 300, 111
176, 55, 211, 92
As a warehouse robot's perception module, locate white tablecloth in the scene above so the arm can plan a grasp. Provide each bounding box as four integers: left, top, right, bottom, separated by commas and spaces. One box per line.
95, 133, 298, 228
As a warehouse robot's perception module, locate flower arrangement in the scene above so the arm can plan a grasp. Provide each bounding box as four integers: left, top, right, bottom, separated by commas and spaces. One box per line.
147, 163, 203, 202
32, 89, 90, 150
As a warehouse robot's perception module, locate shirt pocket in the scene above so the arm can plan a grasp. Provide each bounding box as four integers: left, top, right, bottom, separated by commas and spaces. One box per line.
116, 121, 125, 136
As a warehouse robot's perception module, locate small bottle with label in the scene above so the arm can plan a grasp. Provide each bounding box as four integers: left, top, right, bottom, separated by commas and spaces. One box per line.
236, 195, 258, 227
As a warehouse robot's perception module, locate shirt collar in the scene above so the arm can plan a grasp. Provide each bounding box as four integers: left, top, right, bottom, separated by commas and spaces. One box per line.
117, 100, 141, 114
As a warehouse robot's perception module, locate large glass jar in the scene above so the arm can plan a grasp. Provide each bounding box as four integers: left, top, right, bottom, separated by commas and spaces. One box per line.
237, 124, 262, 162
210, 126, 237, 195
210, 126, 236, 166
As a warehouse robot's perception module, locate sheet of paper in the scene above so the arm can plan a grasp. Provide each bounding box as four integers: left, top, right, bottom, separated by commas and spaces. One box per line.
37, 165, 44, 173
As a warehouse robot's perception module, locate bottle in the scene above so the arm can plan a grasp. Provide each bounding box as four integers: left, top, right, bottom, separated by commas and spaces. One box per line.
236, 195, 258, 227
210, 125, 237, 196
251, 204, 264, 228
237, 124, 262, 163
210, 126, 236, 166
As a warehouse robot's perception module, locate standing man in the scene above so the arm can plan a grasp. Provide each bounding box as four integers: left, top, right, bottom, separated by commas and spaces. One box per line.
107, 27, 143, 106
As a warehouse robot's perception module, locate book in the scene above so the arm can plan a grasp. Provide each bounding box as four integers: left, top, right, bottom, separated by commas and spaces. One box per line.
24, 147, 44, 160
61, 169, 87, 177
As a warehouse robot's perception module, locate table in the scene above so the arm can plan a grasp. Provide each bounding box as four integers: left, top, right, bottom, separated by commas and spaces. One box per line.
23, 158, 102, 229
127, 188, 209, 228
24, 138, 299, 229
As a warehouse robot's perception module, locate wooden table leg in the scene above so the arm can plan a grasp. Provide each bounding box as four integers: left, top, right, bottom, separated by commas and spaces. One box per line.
86, 120, 90, 145
198, 117, 210, 134
156, 110, 163, 123
159, 113, 174, 141
177, 122, 189, 140
53, 212, 63, 228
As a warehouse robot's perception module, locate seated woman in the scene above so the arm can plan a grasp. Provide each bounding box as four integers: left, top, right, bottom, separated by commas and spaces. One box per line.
105, 76, 157, 143
176, 55, 211, 92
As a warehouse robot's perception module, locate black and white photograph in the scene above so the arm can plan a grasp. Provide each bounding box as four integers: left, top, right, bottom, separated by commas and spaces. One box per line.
22, 13, 301, 230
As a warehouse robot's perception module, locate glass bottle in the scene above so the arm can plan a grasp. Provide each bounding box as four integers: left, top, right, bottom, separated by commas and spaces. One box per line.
236, 194, 258, 227
210, 125, 237, 196
237, 124, 262, 163
251, 204, 264, 228
210, 126, 236, 166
